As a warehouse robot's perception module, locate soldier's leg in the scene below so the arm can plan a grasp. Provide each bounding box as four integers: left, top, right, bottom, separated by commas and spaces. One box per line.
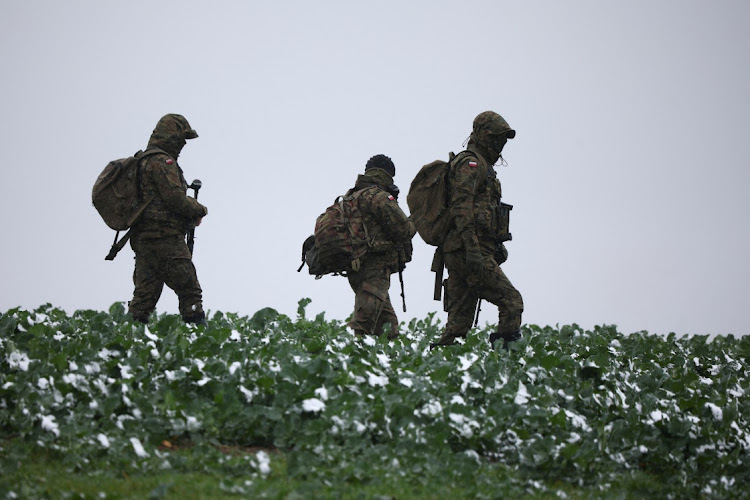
436, 251, 478, 345
478, 262, 524, 346
375, 292, 399, 339
128, 238, 165, 323
160, 237, 204, 323
348, 275, 394, 338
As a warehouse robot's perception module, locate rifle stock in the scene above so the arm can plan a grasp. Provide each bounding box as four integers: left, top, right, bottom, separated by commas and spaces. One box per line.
104, 194, 155, 261
431, 248, 444, 301
105, 230, 131, 260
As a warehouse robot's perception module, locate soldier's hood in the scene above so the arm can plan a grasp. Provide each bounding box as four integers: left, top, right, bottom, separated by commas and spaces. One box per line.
355, 169, 394, 190
147, 114, 197, 159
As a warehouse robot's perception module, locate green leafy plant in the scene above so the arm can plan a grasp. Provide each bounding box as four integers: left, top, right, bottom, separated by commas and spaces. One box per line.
1, 302, 748, 498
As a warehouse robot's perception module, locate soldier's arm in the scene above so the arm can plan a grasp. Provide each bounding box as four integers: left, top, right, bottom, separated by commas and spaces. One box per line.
371, 190, 416, 243
146, 156, 207, 219
449, 156, 483, 248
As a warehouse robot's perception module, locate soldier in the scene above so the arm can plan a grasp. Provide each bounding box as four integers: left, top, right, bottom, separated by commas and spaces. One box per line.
127, 114, 208, 325
431, 111, 524, 348
346, 155, 416, 339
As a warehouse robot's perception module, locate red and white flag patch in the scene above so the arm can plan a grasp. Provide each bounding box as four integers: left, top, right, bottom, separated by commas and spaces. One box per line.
166, 159, 174, 165
468, 161, 478, 167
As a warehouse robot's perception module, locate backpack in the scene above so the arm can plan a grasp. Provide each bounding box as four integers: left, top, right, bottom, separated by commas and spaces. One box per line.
298, 189, 372, 278
92, 149, 162, 231
406, 151, 467, 246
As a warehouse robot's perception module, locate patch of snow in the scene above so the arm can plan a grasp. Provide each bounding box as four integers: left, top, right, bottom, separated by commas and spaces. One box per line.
238, 385, 256, 402
449, 413, 479, 438
40, 414, 60, 436
7, 351, 31, 371
419, 400, 443, 416
705, 403, 723, 421
144, 327, 158, 342
376, 352, 391, 369
458, 353, 478, 371
367, 372, 388, 387
186, 416, 201, 431
450, 395, 467, 406
97, 433, 110, 448
130, 437, 148, 457
267, 360, 281, 372
118, 364, 133, 380
255, 450, 271, 475
314, 386, 329, 401
514, 382, 530, 405
302, 398, 325, 412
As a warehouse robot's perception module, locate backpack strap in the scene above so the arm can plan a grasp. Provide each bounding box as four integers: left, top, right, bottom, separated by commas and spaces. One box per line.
438, 150, 478, 245
443, 150, 473, 206
127, 149, 166, 227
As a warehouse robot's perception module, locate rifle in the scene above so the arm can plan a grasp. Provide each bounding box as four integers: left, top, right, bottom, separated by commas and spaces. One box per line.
187, 179, 202, 255
104, 194, 155, 261
398, 268, 407, 313
474, 299, 482, 327
397, 248, 407, 313
431, 248, 444, 301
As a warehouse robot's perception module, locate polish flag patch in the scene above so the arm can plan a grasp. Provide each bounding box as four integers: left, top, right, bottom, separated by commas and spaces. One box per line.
166, 159, 174, 164
468, 161, 478, 167
388, 195, 395, 201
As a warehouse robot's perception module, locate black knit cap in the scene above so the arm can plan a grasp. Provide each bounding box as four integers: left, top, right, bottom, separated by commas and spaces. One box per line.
365, 154, 395, 177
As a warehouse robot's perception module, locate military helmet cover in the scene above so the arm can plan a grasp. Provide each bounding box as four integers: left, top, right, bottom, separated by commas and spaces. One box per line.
153, 113, 199, 140
473, 111, 516, 139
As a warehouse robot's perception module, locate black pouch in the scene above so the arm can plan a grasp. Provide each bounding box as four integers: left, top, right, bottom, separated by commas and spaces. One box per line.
497, 202, 513, 242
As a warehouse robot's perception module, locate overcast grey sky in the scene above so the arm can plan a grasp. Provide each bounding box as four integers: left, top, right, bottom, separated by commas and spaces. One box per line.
1, 1, 749, 337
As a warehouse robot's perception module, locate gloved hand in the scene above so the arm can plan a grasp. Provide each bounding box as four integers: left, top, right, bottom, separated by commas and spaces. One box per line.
494, 242, 508, 264
387, 183, 400, 200
465, 247, 484, 286
398, 241, 413, 271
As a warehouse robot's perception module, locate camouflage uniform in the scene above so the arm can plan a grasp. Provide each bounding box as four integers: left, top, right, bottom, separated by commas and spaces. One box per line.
127, 114, 208, 324
434, 111, 524, 347
346, 156, 416, 339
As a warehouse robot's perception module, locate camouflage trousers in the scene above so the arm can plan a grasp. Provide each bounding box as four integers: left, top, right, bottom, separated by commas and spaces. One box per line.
439, 248, 523, 343
347, 263, 399, 339
128, 233, 204, 322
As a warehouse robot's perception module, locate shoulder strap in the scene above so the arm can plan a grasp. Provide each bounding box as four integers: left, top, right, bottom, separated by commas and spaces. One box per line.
139, 147, 169, 158
443, 151, 470, 206
131, 149, 166, 224
346, 185, 379, 200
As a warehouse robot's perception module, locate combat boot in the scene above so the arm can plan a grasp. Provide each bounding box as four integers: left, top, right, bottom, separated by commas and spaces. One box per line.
127, 313, 149, 325
489, 329, 521, 350
185, 312, 207, 327
430, 332, 461, 350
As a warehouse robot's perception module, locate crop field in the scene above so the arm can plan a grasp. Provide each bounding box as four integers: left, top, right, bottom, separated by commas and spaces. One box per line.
1, 301, 749, 499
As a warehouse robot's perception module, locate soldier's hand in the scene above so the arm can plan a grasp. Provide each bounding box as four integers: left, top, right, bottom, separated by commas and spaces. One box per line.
402, 241, 413, 263
465, 247, 484, 286
195, 218, 203, 227
494, 243, 508, 264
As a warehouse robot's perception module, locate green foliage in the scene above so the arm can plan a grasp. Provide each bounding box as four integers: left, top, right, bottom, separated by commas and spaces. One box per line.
1, 303, 748, 498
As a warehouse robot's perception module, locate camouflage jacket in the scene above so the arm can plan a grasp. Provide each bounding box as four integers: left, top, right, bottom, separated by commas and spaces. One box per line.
443, 146, 503, 253
131, 149, 207, 238
348, 172, 415, 274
